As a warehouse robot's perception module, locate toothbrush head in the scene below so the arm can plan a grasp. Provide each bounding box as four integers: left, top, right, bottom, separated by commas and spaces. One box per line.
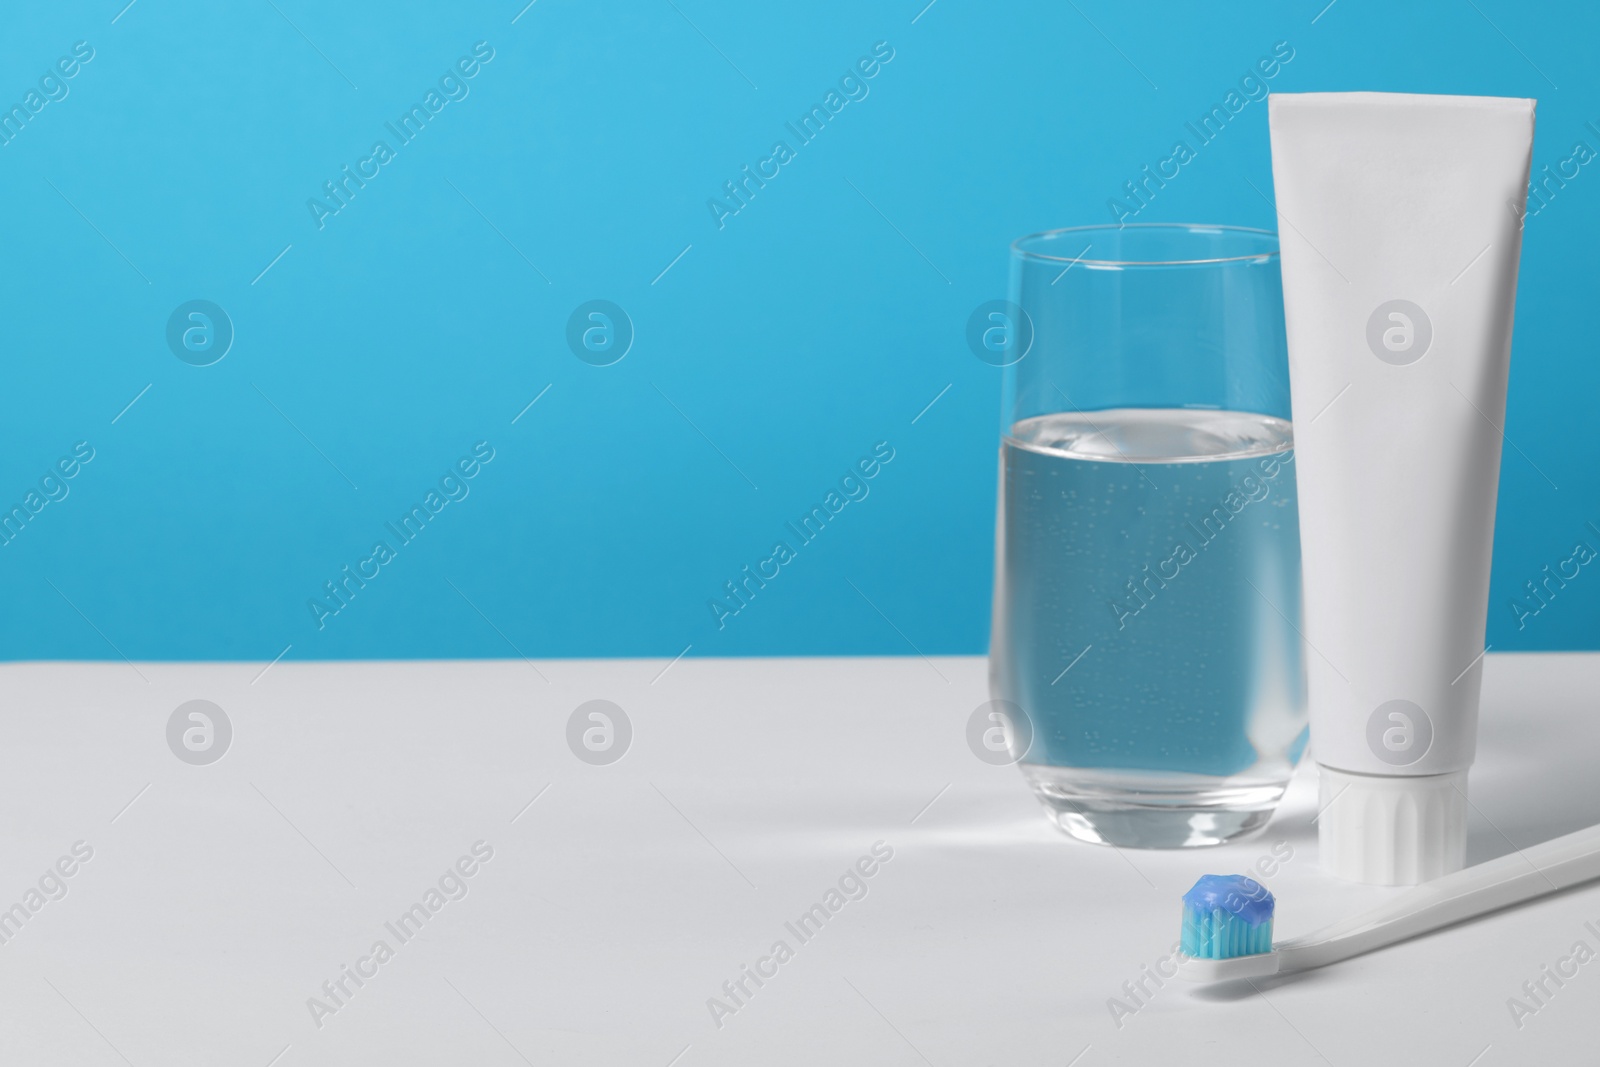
1178, 874, 1282, 982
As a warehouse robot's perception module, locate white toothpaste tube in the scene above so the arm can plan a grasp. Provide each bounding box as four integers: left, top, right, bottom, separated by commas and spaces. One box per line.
1267, 92, 1535, 884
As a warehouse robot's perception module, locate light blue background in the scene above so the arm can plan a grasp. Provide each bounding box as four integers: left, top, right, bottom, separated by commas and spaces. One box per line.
0, 0, 1594, 661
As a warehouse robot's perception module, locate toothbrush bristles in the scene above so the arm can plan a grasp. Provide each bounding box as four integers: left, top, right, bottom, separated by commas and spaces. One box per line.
1180, 874, 1276, 960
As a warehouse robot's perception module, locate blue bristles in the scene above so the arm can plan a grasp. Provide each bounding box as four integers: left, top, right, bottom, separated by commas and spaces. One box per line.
1181, 874, 1275, 959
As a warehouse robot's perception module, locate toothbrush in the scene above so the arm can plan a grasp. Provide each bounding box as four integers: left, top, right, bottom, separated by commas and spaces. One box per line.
1178, 821, 1600, 983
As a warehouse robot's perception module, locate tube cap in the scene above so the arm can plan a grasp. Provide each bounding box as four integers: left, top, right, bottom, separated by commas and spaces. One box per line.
1316, 765, 1468, 885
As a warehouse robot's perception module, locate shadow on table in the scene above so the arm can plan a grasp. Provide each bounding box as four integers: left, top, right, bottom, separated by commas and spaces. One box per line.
1466, 667, 1600, 865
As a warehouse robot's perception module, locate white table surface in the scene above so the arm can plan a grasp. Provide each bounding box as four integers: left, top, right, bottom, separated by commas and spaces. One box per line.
2, 652, 1596, 1066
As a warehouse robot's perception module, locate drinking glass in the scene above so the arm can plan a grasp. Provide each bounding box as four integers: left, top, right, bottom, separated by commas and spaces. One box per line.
988, 223, 1306, 848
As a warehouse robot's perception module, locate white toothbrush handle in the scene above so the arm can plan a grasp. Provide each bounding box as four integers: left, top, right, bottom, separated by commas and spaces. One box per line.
1279, 822, 1600, 973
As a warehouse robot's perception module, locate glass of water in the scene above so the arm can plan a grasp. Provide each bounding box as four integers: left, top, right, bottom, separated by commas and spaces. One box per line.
988, 224, 1306, 849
